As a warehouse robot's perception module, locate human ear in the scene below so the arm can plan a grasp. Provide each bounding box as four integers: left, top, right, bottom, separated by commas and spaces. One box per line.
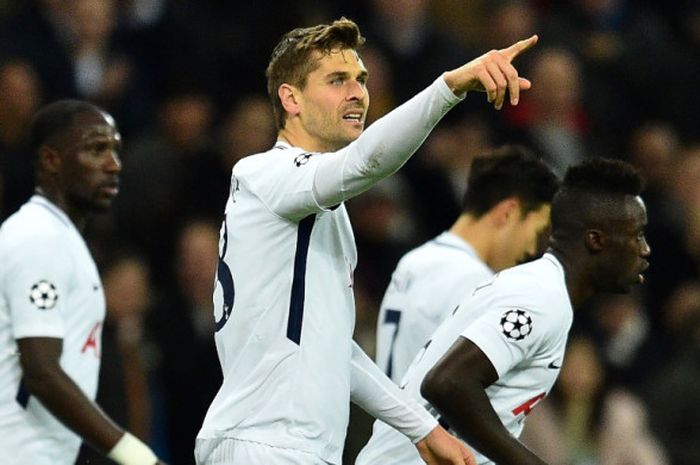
38, 146, 61, 175
278, 84, 300, 117
494, 198, 520, 226
584, 229, 605, 253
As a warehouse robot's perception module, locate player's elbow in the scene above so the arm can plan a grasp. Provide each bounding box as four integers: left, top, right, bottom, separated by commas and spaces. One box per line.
23, 364, 59, 393
421, 364, 455, 410
21, 358, 63, 396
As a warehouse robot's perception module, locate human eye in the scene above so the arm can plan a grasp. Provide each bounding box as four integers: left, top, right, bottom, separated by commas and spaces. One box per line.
636, 229, 647, 242
92, 142, 110, 153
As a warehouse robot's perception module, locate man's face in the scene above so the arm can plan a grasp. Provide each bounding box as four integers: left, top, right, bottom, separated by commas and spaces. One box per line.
601, 196, 651, 293
296, 48, 369, 152
497, 203, 552, 270
60, 110, 122, 212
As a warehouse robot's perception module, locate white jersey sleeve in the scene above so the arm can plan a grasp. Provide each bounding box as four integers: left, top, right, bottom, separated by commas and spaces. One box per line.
350, 341, 436, 443
461, 269, 569, 379
312, 76, 462, 209
461, 301, 544, 379
4, 230, 71, 339
235, 76, 461, 223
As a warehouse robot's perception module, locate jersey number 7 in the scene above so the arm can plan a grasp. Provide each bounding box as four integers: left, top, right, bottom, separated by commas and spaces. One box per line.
382, 309, 402, 378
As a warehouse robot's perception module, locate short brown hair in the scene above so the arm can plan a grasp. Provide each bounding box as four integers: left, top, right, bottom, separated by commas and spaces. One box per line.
265, 17, 365, 130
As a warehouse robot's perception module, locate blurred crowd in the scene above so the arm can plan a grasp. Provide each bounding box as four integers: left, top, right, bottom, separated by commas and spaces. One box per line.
1, 1, 700, 464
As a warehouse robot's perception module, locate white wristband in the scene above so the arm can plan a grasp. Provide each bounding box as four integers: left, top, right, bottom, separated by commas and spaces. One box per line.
107, 432, 158, 465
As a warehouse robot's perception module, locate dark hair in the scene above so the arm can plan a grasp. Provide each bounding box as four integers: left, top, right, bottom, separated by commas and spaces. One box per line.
462, 145, 559, 217
29, 99, 106, 155
551, 157, 645, 242
265, 17, 365, 130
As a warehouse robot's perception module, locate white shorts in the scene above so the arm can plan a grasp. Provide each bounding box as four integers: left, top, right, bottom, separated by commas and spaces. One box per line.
194, 438, 330, 465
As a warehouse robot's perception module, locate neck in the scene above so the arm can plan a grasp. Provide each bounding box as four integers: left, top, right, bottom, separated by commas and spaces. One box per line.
548, 245, 594, 309
35, 186, 89, 232
278, 127, 344, 153
449, 214, 496, 270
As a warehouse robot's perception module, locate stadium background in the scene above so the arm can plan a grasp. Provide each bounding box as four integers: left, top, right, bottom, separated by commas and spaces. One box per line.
1, 1, 699, 464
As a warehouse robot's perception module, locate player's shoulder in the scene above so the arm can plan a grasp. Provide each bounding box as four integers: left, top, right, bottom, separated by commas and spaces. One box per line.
233, 142, 315, 176
500, 254, 564, 287
0, 199, 67, 245
494, 254, 569, 313
400, 232, 482, 268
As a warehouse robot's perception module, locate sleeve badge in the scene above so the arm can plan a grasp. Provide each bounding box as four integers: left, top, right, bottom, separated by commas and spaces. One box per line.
500, 309, 532, 340
29, 280, 59, 310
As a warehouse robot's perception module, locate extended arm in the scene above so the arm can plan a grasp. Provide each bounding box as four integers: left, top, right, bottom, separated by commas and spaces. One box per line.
350, 341, 475, 465
18, 337, 164, 465
421, 337, 547, 465
312, 35, 538, 208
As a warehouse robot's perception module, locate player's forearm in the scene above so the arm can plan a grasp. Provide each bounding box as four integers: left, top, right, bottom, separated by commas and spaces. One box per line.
25, 367, 161, 464
422, 371, 547, 465
349, 341, 437, 443
23, 365, 124, 451
313, 76, 462, 207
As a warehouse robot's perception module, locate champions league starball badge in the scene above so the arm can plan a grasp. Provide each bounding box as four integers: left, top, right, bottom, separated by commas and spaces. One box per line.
294, 153, 313, 166
500, 309, 532, 341
29, 280, 59, 310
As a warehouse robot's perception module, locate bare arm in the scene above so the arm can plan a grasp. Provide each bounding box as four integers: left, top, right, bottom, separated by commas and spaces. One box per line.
17, 337, 165, 465
421, 337, 547, 465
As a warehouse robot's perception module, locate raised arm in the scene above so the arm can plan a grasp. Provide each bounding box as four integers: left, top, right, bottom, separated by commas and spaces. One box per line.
312, 35, 538, 208
18, 337, 165, 465
443, 35, 538, 108
421, 337, 547, 465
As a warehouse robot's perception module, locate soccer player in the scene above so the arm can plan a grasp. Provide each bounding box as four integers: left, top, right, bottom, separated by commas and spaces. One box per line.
195, 17, 537, 465
376, 145, 558, 382
0, 100, 165, 465
356, 158, 651, 465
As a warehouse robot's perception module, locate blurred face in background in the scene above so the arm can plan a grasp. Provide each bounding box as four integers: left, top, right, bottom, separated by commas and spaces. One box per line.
177, 221, 219, 304
160, 94, 213, 150
559, 337, 604, 400
104, 257, 151, 321
0, 61, 42, 133
221, 96, 276, 167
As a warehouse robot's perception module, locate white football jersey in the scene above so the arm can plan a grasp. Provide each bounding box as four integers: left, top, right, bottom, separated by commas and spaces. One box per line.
357, 253, 573, 465
376, 231, 493, 382
197, 142, 359, 464
197, 76, 463, 465
0, 195, 105, 465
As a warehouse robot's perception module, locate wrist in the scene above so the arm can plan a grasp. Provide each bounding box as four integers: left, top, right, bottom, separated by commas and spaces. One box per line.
107, 432, 158, 465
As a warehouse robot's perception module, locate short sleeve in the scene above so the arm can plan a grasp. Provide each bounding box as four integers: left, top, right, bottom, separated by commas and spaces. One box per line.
461, 304, 544, 378
5, 235, 72, 339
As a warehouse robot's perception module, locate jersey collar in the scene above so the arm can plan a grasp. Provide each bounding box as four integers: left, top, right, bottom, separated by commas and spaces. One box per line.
274, 140, 293, 150
434, 231, 481, 261
29, 194, 74, 229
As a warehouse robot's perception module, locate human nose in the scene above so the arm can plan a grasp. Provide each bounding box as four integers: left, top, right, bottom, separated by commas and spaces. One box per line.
105, 151, 122, 173
346, 80, 366, 101
640, 237, 651, 257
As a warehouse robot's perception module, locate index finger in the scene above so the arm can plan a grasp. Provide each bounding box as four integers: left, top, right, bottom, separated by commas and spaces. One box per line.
500, 34, 538, 62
